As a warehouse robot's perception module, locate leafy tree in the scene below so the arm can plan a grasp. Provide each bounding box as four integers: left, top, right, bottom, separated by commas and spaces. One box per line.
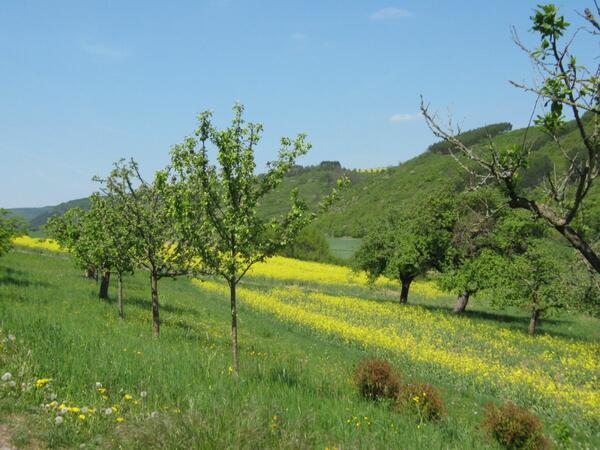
355, 194, 457, 303
47, 194, 136, 313
437, 188, 505, 313
422, 3, 600, 278
0, 209, 22, 257
169, 103, 345, 373
490, 241, 569, 335
47, 207, 102, 284
96, 159, 188, 336
279, 225, 335, 263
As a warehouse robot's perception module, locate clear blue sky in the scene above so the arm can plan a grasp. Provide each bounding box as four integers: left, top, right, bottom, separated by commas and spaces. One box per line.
1, 0, 596, 207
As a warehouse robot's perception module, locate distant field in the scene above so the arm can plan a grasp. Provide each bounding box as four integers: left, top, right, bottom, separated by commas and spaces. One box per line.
1, 242, 599, 448
326, 236, 362, 260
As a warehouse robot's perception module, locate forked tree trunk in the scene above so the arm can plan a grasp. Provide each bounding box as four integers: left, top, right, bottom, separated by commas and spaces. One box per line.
99, 271, 110, 299
151, 272, 160, 336
453, 292, 470, 313
230, 280, 239, 374
399, 277, 413, 304
529, 309, 540, 336
118, 273, 124, 319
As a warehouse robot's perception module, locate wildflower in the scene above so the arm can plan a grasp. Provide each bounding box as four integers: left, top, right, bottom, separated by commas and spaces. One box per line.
78, 414, 86, 421
116, 417, 125, 423
102, 395, 109, 401
55, 416, 63, 425
150, 411, 159, 419
123, 394, 133, 401
81, 407, 89, 414
140, 391, 147, 399
95, 382, 102, 389
70, 407, 81, 413
227, 366, 234, 375
7, 334, 15, 341
97, 387, 107, 394
36, 378, 50, 388
59, 408, 69, 415
104, 408, 113, 416
1, 372, 12, 382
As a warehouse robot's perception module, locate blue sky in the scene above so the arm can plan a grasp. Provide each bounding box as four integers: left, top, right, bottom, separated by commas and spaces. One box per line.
1, 0, 597, 207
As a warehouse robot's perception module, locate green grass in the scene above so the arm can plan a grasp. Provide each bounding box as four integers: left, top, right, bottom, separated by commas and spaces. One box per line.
1, 250, 598, 449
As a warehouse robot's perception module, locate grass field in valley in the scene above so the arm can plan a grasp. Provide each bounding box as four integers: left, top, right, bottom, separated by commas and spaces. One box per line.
1, 242, 599, 449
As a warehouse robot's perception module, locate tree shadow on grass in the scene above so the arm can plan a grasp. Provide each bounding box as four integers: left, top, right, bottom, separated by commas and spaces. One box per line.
0, 266, 51, 288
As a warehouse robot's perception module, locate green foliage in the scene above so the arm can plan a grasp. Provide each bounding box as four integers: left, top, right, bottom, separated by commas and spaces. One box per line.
355, 192, 457, 301
279, 225, 336, 264
427, 123, 512, 155
0, 209, 23, 257
169, 103, 346, 370
483, 401, 550, 450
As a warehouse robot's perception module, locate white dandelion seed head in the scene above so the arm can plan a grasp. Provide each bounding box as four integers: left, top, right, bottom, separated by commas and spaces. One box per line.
7, 334, 15, 341
150, 411, 159, 419
55, 416, 64, 425
140, 391, 147, 398
104, 408, 113, 415
59, 408, 69, 415
81, 407, 89, 414
95, 382, 102, 388
1, 372, 12, 382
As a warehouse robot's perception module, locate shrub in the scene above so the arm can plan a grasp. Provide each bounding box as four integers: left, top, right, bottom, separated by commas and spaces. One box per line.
354, 357, 400, 400
395, 382, 445, 422
483, 401, 551, 450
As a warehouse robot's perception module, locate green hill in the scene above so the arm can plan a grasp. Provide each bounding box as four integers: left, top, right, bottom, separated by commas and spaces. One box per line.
10, 117, 599, 245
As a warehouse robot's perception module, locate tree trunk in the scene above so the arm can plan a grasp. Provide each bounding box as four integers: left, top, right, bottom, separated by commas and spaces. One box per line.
99, 271, 110, 299
557, 224, 600, 277
151, 273, 160, 337
230, 280, 239, 374
453, 292, 470, 313
400, 278, 412, 304
529, 309, 540, 336
118, 273, 124, 319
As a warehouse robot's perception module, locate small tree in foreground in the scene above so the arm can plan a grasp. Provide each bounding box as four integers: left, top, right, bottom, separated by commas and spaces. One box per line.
169, 103, 346, 373
96, 160, 188, 336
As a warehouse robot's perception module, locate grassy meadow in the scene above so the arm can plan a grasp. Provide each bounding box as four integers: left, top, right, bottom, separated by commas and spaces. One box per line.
1, 242, 599, 449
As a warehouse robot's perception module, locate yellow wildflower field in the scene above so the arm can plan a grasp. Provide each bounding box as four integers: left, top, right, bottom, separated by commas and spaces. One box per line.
13, 236, 64, 253
196, 257, 600, 422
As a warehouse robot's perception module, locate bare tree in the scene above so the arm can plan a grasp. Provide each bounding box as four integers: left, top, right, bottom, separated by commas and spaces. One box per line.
421, 3, 600, 276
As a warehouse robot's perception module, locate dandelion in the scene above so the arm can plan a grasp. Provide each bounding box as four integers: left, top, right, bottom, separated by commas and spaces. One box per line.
81, 407, 89, 414
123, 394, 133, 401
140, 391, 147, 399
1, 372, 12, 382
102, 395, 109, 401
59, 408, 69, 415
227, 366, 234, 375
150, 411, 159, 419
78, 414, 86, 421
95, 382, 102, 389
8, 381, 16, 388
104, 408, 113, 416
55, 416, 63, 425
116, 417, 125, 423
35, 378, 50, 388
7, 334, 15, 341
